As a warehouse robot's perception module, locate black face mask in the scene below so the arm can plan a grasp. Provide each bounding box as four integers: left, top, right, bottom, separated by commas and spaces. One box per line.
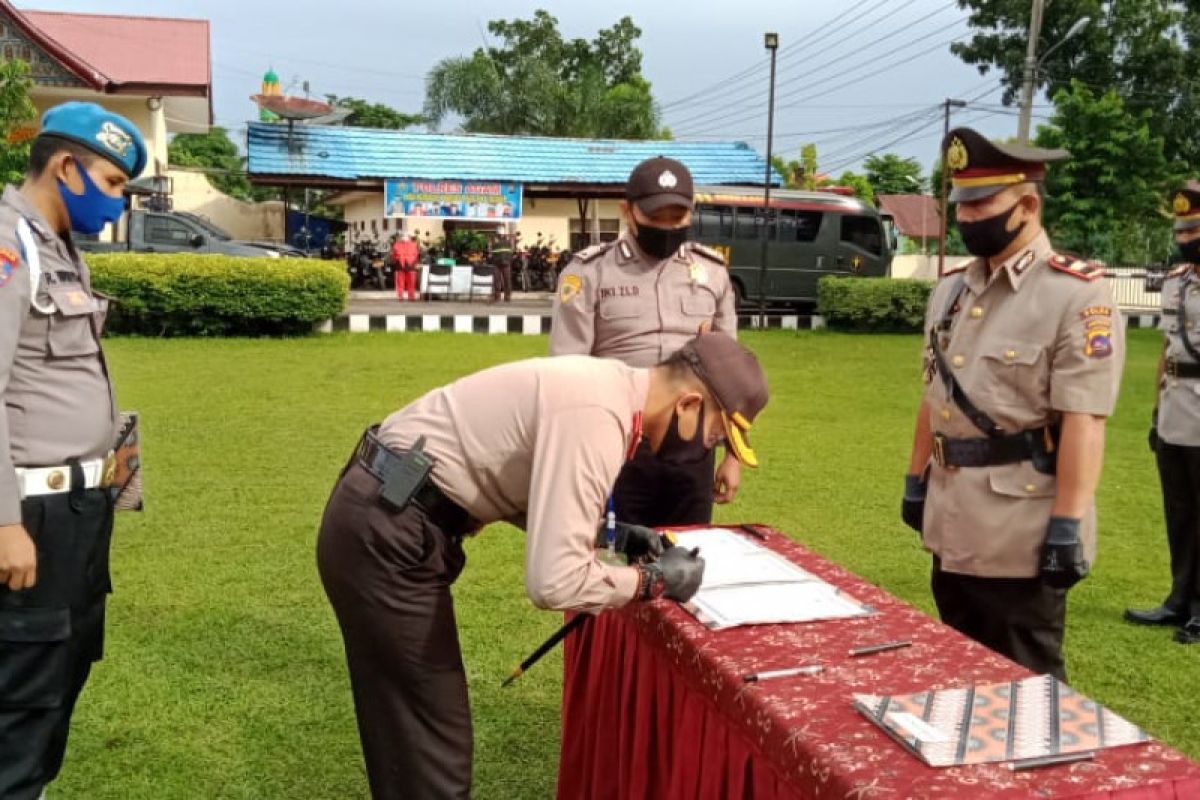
1178, 238, 1200, 264
633, 220, 689, 260
657, 401, 710, 464
958, 202, 1026, 258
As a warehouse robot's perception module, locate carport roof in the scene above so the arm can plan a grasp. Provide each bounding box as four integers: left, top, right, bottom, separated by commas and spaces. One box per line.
247, 122, 779, 187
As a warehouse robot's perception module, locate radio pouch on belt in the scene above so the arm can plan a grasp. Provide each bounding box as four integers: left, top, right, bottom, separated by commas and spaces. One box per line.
379, 435, 434, 510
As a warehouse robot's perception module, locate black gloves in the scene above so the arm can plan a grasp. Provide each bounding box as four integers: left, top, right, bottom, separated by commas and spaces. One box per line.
639, 547, 705, 602
901, 473, 927, 533
1149, 407, 1159, 453
596, 522, 665, 564
1039, 516, 1089, 589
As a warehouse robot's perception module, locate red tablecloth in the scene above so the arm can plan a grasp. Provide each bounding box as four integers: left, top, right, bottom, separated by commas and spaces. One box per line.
559, 526, 1200, 799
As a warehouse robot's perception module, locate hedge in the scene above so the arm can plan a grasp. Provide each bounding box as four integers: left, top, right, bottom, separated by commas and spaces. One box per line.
88, 253, 349, 336
816, 275, 934, 333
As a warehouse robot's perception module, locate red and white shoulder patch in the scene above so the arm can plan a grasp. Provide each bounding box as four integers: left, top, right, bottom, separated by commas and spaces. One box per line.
1047, 253, 1105, 281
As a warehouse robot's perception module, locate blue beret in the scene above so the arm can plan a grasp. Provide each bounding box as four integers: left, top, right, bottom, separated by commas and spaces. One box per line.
39, 101, 147, 178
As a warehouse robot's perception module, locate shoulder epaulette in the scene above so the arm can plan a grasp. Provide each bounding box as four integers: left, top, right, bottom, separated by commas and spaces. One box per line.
941, 264, 968, 277
688, 242, 728, 265
1047, 253, 1105, 281
572, 242, 613, 264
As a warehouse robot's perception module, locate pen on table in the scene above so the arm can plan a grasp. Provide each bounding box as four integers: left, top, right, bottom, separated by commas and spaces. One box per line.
742, 664, 824, 682
1007, 751, 1095, 771
848, 640, 912, 657
738, 524, 768, 540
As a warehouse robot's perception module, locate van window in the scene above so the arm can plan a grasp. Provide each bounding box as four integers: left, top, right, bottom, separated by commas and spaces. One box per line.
840, 215, 883, 255
694, 205, 733, 239
777, 210, 822, 242
145, 215, 195, 245
733, 207, 762, 241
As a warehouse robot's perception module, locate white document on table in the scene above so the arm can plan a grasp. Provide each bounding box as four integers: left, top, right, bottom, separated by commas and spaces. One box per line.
672, 528, 872, 630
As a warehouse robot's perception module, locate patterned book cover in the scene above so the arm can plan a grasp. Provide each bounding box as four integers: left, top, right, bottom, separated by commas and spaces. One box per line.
853, 675, 1149, 767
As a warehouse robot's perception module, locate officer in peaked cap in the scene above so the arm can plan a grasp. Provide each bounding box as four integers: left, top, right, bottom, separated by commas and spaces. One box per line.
1125, 182, 1200, 643
901, 127, 1124, 681
0, 101, 145, 797
550, 156, 745, 529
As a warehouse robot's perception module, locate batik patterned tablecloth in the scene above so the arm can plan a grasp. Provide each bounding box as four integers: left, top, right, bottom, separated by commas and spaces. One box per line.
558, 526, 1200, 799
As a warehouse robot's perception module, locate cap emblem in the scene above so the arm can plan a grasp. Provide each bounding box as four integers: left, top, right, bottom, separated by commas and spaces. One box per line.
946, 137, 968, 172
658, 170, 678, 189
96, 121, 132, 158
1174, 193, 1191, 215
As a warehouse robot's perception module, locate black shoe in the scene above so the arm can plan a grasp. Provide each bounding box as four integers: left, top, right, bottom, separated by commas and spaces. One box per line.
1124, 605, 1188, 626
1175, 618, 1200, 644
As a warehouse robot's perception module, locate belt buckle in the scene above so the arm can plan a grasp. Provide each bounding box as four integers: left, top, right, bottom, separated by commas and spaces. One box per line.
932, 433, 946, 467
1167, 359, 1178, 379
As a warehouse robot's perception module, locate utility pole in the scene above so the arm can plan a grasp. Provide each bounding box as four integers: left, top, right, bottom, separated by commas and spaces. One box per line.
937, 98, 966, 277
1018, 0, 1046, 144
759, 33, 779, 327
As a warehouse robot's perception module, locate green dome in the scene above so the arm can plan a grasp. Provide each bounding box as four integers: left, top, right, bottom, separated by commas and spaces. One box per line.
263, 68, 279, 84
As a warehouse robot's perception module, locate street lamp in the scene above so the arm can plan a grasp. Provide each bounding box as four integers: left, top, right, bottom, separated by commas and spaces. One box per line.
758, 32, 779, 326
937, 98, 966, 276
1018, 6, 1090, 143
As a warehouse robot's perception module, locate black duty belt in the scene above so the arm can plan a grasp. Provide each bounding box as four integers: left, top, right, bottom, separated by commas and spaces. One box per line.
354, 429, 475, 535
1166, 358, 1200, 379
932, 427, 1053, 469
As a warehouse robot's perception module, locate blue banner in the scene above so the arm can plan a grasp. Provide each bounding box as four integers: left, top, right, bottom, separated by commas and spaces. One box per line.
384, 179, 522, 221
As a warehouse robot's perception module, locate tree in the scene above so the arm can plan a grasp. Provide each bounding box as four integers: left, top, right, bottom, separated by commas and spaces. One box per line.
1034, 80, 1177, 263
0, 59, 37, 186
168, 126, 277, 202
863, 153, 924, 195
325, 95, 424, 130
423, 10, 666, 139
951, 0, 1199, 164
834, 171, 875, 204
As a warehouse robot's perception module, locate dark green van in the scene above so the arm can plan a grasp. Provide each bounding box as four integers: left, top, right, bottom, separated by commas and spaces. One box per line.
690, 187, 892, 308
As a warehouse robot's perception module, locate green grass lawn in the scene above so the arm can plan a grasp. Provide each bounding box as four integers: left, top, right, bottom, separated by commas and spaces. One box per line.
51, 328, 1194, 799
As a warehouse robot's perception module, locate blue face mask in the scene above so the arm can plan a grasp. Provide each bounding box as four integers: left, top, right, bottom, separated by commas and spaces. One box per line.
57, 160, 125, 235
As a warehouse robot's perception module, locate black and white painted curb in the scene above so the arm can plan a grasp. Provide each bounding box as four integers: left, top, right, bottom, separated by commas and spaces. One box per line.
318, 311, 1162, 335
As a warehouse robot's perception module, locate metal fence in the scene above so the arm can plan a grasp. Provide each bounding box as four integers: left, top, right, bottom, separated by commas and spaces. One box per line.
1105, 265, 1167, 312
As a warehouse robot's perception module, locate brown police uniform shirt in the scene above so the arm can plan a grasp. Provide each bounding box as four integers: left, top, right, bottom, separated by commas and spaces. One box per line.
376, 355, 647, 612
0, 186, 117, 525
1159, 264, 1200, 447
920, 232, 1125, 578
549, 233, 736, 366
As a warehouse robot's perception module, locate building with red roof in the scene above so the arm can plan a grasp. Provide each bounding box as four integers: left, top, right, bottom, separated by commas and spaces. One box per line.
0, 1, 212, 176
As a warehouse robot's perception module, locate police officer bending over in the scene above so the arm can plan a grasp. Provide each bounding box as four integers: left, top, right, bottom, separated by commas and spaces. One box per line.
902, 128, 1124, 682
1125, 182, 1200, 643
317, 333, 768, 799
551, 157, 741, 528
0, 102, 146, 798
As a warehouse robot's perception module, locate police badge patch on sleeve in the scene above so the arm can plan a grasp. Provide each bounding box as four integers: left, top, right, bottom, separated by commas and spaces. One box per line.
559, 273, 583, 304
0, 248, 20, 288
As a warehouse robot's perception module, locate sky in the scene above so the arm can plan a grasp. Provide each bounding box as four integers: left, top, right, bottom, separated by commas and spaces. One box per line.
14, 0, 1055, 179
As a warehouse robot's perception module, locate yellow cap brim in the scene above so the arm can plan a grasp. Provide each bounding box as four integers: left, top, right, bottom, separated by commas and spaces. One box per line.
721, 411, 758, 468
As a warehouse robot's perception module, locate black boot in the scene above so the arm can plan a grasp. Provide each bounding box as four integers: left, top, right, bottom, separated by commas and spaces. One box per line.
1124, 605, 1188, 626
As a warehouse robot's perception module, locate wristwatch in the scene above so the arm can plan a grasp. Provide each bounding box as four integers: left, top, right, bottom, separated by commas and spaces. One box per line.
637, 562, 666, 601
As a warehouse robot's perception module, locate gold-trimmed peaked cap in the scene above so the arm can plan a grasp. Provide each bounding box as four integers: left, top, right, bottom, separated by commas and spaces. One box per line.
676, 333, 769, 467
1171, 181, 1200, 231
943, 126, 1068, 203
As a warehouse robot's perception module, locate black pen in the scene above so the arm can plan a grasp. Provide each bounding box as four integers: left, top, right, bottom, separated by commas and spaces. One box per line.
848, 640, 912, 657
743, 664, 824, 682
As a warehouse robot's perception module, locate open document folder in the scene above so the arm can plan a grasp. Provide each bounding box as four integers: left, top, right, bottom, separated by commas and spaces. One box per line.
672, 528, 872, 630
853, 675, 1150, 768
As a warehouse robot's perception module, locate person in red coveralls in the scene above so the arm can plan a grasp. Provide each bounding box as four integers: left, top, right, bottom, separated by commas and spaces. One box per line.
391, 231, 421, 301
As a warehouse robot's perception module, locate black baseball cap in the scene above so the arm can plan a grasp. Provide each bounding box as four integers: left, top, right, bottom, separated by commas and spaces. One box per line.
626, 156, 694, 213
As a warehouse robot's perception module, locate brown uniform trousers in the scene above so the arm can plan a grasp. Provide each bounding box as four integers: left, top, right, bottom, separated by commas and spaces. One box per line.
317, 463, 470, 800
